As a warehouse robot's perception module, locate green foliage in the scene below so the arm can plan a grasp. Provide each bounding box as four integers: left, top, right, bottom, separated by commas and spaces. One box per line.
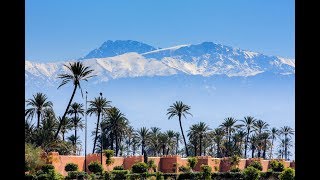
131, 162, 148, 173
187, 157, 198, 169
103, 149, 114, 166
155, 171, 164, 180
201, 165, 212, 179
41, 164, 55, 173
37, 169, 64, 180
248, 160, 263, 171
66, 171, 88, 179
243, 166, 261, 180
178, 165, 191, 173
103, 171, 112, 180
25, 174, 36, 180
177, 172, 202, 180
147, 159, 157, 172
65, 163, 79, 172
279, 167, 295, 180
88, 161, 103, 174
162, 173, 178, 180
270, 160, 285, 172
212, 172, 244, 179
113, 165, 124, 170
111, 170, 129, 179
230, 167, 241, 172
25, 143, 46, 173
230, 155, 241, 168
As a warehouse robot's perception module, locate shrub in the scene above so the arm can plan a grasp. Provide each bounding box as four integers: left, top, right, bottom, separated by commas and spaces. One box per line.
177, 172, 202, 180
76, 171, 89, 180
201, 165, 212, 179
66, 171, 88, 180
65, 163, 79, 172
126, 173, 142, 180
187, 157, 198, 169
243, 166, 260, 180
162, 173, 178, 180
103, 171, 112, 180
155, 171, 164, 180
111, 170, 129, 179
148, 159, 157, 172
41, 164, 55, 173
248, 160, 263, 171
214, 166, 219, 172
178, 165, 191, 173
88, 161, 103, 174
131, 162, 148, 173
25, 174, 36, 180
270, 160, 285, 172
25, 143, 46, 173
279, 167, 295, 180
103, 149, 114, 166
230, 167, 241, 172
113, 165, 124, 170
212, 172, 244, 179
230, 155, 241, 168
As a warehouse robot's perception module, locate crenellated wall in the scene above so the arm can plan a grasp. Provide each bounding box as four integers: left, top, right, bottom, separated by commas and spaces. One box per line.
46, 152, 295, 175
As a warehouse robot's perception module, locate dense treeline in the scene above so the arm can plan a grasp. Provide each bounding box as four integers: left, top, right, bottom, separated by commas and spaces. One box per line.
25, 62, 294, 160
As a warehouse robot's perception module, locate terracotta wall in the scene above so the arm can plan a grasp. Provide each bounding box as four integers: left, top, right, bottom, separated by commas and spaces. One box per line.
46, 152, 294, 175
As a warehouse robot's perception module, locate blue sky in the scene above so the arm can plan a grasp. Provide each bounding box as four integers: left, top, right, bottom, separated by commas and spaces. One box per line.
26, 0, 295, 62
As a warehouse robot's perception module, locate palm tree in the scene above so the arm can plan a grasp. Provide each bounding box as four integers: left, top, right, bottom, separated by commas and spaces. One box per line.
58, 116, 72, 141
87, 96, 111, 153
105, 107, 128, 156
68, 102, 84, 144
167, 101, 192, 157
67, 134, 81, 154
174, 132, 181, 155
136, 127, 150, 155
70, 116, 84, 153
260, 132, 270, 159
241, 116, 256, 158
279, 126, 294, 160
212, 128, 224, 158
249, 135, 258, 158
220, 117, 237, 143
25, 92, 53, 128
254, 120, 269, 157
233, 130, 247, 157
269, 127, 278, 159
54, 62, 95, 139
165, 130, 175, 155
149, 127, 161, 156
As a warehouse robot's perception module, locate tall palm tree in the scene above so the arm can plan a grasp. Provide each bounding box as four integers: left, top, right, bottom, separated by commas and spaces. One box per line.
87, 96, 111, 153
260, 132, 270, 159
54, 62, 95, 139
58, 116, 72, 141
167, 101, 192, 157
149, 127, 161, 156
70, 116, 84, 153
136, 127, 150, 155
212, 128, 224, 158
254, 120, 269, 157
105, 107, 128, 156
269, 127, 278, 159
197, 122, 210, 156
67, 134, 81, 154
220, 117, 238, 143
68, 102, 84, 144
165, 130, 175, 155
241, 116, 256, 158
25, 92, 53, 128
279, 126, 294, 160
249, 135, 258, 158
174, 132, 181, 155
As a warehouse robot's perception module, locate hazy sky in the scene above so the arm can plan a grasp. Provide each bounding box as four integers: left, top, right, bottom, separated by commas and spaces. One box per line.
26, 0, 295, 62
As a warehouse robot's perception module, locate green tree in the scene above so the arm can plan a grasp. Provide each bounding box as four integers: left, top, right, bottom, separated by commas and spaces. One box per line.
136, 127, 150, 155
87, 96, 111, 153
279, 126, 294, 160
167, 101, 192, 156
25, 92, 53, 128
54, 62, 95, 139
254, 120, 269, 157
241, 116, 256, 158
69, 116, 84, 154
269, 127, 278, 159
67, 102, 84, 149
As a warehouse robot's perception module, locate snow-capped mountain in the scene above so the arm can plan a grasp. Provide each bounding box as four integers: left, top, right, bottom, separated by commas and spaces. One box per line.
25, 40, 295, 87
79, 40, 156, 60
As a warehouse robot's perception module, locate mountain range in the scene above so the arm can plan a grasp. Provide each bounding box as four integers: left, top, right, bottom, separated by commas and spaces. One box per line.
25, 40, 295, 87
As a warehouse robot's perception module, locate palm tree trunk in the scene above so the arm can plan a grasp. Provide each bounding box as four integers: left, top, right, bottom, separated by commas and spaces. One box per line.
142, 141, 145, 155
217, 144, 221, 158
262, 139, 267, 159
162, 144, 165, 155
115, 133, 119, 156
199, 136, 202, 156
179, 115, 189, 156
176, 138, 179, 155
244, 129, 249, 158
284, 135, 288, 160
92, 112, 101, 153
166, 147, 170, 155
111, 133, 114, 150
54, 84, 77, 139
62, 132, 65, 141
270, 138, 274, 159
74, 113, 77, 154
37, 111, 41, 129
194, 143, 197, 156
252, 147, 255, 158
